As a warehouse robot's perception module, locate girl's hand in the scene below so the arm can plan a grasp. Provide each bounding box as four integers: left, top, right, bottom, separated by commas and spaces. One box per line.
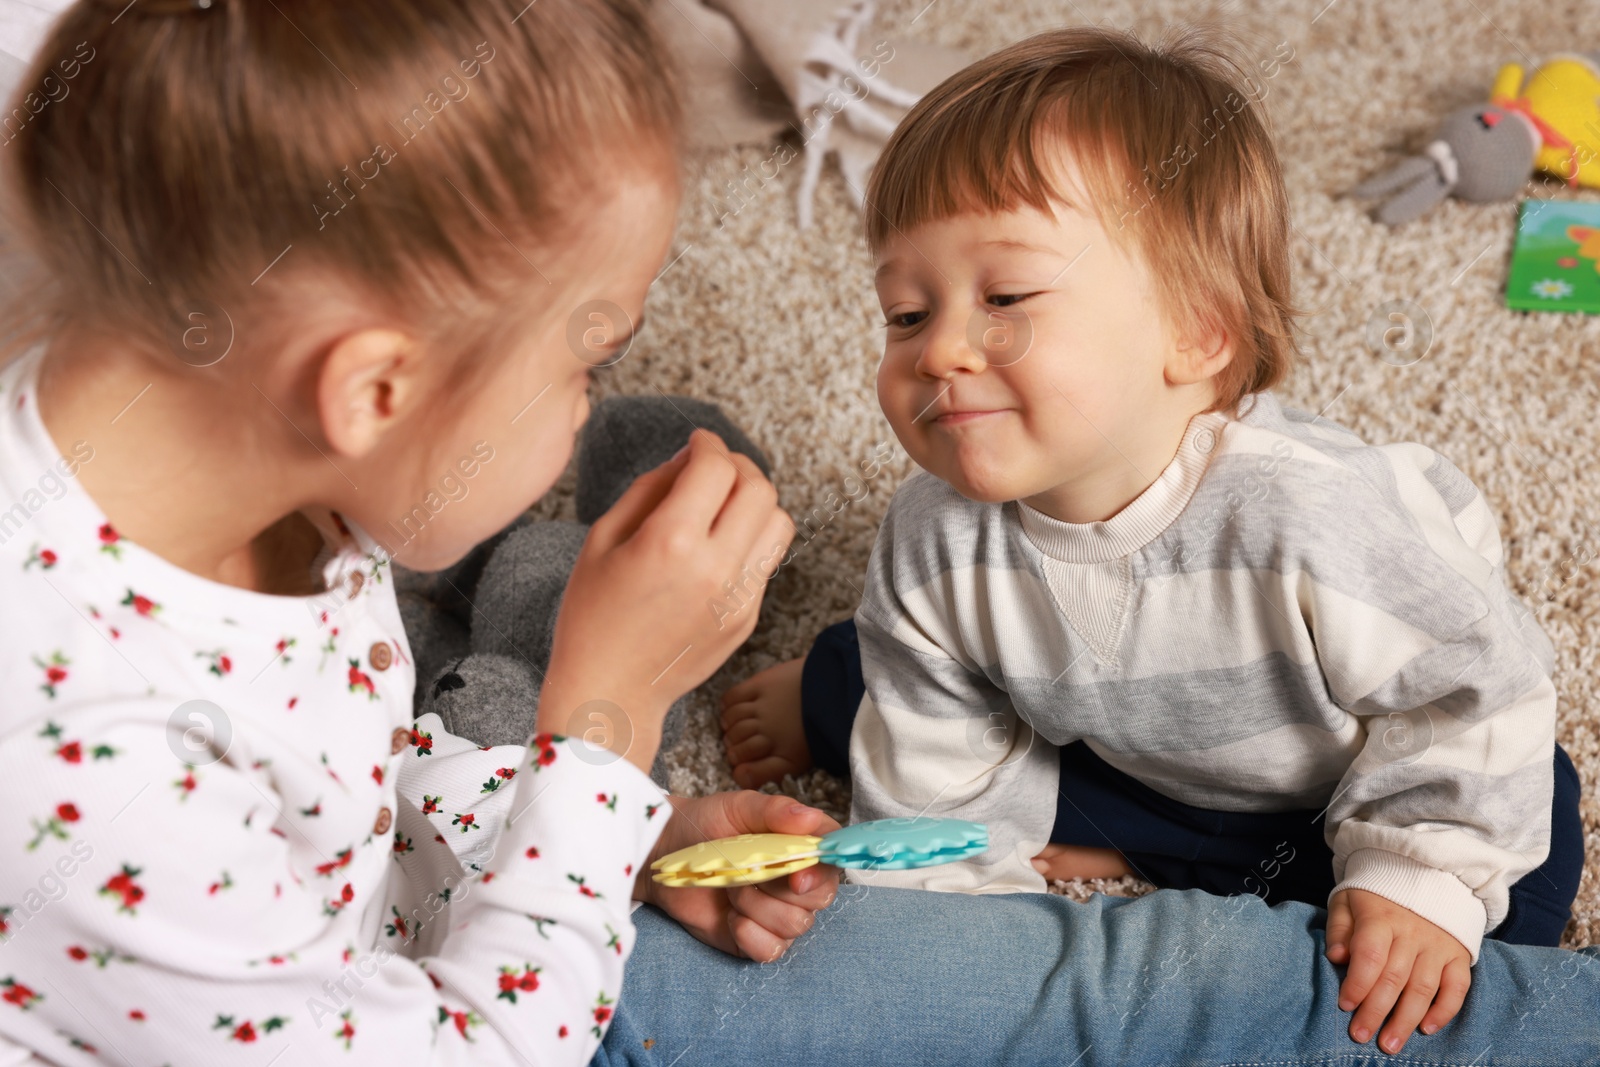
634, 792, 841, 961
1326, 888, 1473, 1053
538, 429, 795, 774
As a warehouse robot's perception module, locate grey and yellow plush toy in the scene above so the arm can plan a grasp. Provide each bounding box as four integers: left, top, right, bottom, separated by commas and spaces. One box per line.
393, 395, 775, 788
1348, 52, 1600, 225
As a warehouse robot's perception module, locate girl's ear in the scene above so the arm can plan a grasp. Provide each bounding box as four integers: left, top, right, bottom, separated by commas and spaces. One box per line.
317, 328, 418, 459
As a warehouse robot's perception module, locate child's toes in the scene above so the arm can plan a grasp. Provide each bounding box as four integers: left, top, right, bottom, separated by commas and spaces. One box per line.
727, 730, 774, 766
720, 698, 760, 730
721, 676, 764, 707
732, 756, 794, 790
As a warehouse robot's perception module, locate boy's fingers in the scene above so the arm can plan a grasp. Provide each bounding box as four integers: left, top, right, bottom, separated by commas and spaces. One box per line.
1338, 920, 1392, 1011
1349, 943, 1415, 1045
1377, 960, 1443, 1054
1418, 956, 1471, 1036
1325, 893, 1354, 964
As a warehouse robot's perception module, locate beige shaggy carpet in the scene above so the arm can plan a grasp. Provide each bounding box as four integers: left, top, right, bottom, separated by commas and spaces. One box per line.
531, 0, 1599, 949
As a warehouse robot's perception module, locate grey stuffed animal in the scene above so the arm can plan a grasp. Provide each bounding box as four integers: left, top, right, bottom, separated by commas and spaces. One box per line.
393, 394, 775, 788
1347, 102, 1542, 226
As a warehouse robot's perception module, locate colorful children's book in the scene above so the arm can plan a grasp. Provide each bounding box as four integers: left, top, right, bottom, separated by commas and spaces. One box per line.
1505, 199, 1600, 314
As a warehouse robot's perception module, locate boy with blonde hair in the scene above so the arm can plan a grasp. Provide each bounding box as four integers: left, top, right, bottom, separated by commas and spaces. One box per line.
721, 24, 1584, 1056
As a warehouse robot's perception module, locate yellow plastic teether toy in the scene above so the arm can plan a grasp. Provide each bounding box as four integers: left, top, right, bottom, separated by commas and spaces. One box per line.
650, 833, 823, 888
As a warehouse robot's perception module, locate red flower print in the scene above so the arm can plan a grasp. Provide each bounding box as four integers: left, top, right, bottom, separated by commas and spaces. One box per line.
384, 905, 416, 941
341, 883, 354, 903
410, 728, 434, 755
451, 812, 479, 833
590, 991, 615, 1037
645, 802, 664, 821
129, 1009, 145, 1021
392, 831, 413, 855
208, 871, 233, 895
371, 764, 385, 785
175, 770, 198, 800
0, 907, 9, 937
333, 1009, 356, 1051
315, 848, 354, 878
196, 649, 232, 677
120, 589, 159, 617
347, 659, 377, 699
559, 1025, 569, 1038
525, 846, 540, 859
495, 964, 543, 1004
57, 741, 82, 763
1, 978, 41, 1010
287, 696, 299, 710
27, 802, 80, 850
421, 794, 441, 815
99, 865, 145, 914
596, 792, 618, 812
56, 803, 79, 823
32, 652, 69, 699
530, 732, 562, 770
98, 523, 123, 559
566, 873, 601, 899
23, 544, 57, 570
605, 923, 622, 956
438, 1005, 481, 1041
66, 946, 88, 961
213, 1014, 287, 1043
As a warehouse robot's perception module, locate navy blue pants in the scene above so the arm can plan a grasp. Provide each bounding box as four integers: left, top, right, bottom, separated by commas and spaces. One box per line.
801, 618, 1586, 947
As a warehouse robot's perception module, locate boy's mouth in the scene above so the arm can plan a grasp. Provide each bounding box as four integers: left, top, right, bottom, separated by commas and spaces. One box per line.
934, 409, 1008, 424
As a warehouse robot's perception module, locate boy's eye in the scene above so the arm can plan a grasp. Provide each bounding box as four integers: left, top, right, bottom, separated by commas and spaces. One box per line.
885, 310, 927, 329
988, 293, 1033, 308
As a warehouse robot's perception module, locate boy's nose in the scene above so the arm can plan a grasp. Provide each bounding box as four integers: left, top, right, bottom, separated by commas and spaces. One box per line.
913, 315, 988, 381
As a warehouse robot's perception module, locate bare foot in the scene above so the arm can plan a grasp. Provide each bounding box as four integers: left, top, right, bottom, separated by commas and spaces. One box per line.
720, 657, 813, 789
1031, 843, 1134, 882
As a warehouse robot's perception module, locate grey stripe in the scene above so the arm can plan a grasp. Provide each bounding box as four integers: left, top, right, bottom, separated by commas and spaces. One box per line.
1424, 451, 1481, 517
1327, 755, 1554, 857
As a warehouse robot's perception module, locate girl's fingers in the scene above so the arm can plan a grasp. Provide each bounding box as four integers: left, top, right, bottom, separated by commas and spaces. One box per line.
586, 444, 691, 549
1418, 957, 1472, 1036
1325, 893, 1353, 964
1376, 959, 1443, 1054
727, 883, 818, 942
645, 429, 740, 538
727, 909, 792, 963
1349, 941, 1414, 1045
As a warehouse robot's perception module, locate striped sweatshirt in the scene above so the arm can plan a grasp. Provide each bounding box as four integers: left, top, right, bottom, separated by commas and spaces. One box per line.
848, 392, 1558, 961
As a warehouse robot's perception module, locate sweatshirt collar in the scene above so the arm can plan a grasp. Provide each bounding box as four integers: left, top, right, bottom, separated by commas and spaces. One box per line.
1015, 409, 1229, 564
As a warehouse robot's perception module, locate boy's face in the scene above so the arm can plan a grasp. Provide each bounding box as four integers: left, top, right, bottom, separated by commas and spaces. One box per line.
873, 159, 1198, 520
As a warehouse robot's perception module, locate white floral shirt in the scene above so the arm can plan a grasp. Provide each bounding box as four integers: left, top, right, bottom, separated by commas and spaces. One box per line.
0, 347, 668, 1065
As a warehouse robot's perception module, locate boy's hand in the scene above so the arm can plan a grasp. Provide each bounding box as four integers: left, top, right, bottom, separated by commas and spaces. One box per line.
1326, 888, 1473, 1054
635, 792, 840, 962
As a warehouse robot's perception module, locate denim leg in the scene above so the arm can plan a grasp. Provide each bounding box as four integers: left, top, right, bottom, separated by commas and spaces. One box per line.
597, 886, 1600, 1066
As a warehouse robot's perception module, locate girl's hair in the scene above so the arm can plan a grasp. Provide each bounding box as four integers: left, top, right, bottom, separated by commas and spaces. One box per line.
865, 24, 1303, 413
0, 0, 680, 386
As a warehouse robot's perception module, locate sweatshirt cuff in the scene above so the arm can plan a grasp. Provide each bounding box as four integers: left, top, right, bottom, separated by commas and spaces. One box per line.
1332, 848, 1487, 963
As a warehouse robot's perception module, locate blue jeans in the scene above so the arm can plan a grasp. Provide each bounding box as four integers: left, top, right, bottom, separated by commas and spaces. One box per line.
800, 617, 1586, 946
596, 886, 1600, 1066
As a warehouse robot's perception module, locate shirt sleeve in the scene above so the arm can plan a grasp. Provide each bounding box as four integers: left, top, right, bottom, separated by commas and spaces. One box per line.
1301, 463, 1558, 963
846, 482, 1058, 894
0, 698, 667, 1064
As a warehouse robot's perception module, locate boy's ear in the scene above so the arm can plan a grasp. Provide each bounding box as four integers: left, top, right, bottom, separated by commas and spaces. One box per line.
317, 328, 419, 459
1166, 316, 1235, 388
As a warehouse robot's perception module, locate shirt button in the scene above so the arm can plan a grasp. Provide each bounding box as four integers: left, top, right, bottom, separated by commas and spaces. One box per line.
373, 807, 392, 835
369, 641, 393, 672
346, 570, 365, 598
390, 727, 410, 755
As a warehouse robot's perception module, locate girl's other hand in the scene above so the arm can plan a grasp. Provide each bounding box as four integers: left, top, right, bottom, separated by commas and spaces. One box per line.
539, 428, 795, 773
635, 792, 841, 961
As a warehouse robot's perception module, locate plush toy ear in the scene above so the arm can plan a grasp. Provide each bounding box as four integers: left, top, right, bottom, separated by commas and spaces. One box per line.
1369, 167, 1452, 226
1348, 155, 1436, 199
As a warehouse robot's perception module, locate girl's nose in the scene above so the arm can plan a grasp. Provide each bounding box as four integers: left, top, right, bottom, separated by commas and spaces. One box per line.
914, 313, 988, 381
